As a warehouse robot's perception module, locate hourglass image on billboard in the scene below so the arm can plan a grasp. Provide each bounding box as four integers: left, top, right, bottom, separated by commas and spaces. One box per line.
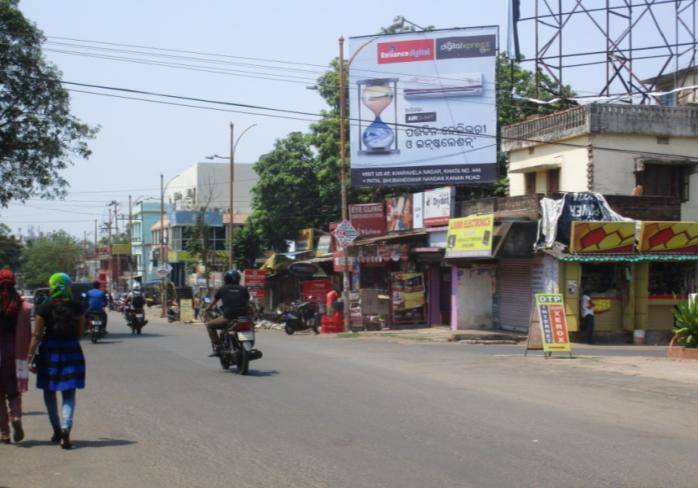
357, 78, 399, 155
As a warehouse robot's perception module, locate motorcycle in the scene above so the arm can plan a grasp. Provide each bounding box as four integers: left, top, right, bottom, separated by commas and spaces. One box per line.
126, 306, 147, 335
206, 309, 262, 375
86, 312, 107, 343
167, 303, 180, 323
283, 300, 320, 335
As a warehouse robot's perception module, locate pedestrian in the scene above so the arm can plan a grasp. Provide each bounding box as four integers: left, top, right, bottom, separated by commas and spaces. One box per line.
193, 295, 200, 321
27, 273, 86, 450
580, 289, 595, 344
0, 270, 31, 444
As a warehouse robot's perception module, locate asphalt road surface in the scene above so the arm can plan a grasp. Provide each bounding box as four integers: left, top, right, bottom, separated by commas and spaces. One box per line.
2, 312, 696, 488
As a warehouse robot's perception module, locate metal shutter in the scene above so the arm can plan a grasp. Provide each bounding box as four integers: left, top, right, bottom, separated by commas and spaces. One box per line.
497, 259, 532, 332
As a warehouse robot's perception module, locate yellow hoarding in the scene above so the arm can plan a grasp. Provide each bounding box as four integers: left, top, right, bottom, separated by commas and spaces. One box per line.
638, 221, 698, 252
569, 221, 636, 253
445, 214, 494, 258
295, 228, 314, 252
111, 243, 132, 256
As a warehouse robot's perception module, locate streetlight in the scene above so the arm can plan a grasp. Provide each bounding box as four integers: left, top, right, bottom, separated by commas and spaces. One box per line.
160, 173, 179, 317
206, 122, 257, 270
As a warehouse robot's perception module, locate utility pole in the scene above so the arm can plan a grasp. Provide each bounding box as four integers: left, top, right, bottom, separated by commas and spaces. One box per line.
128, 195, 134, 292
228, 122, 235, 270
94, 219, 98, 252
160, 173, 167, 318
338, 35, 352, 332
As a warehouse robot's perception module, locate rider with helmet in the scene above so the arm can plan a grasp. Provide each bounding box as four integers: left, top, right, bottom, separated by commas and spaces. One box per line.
206, 270, 250, 356
85, 281, 108, 332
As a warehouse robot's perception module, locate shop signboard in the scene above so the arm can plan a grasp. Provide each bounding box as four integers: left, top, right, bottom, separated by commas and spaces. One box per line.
529, 293, 572, 354
333, 251, 357, 272
302, 279, 333, 304
445, 214, 494, 258
391, 272, 426, 325
111, 243, 132, 256
424, 187, 454, 227
295, 228, 314, 252
638, 221, 698, 252
413, 193, 424, 229
349, 27, 498, 187
569, 221, 636, 253
386, 195, 413, 231
316, 235, 332, 255
349, 203, 387, 237
180, 298, 194, 323
333, 220, 360, 249
243, 269, 265, 301
358, 244, 410, 265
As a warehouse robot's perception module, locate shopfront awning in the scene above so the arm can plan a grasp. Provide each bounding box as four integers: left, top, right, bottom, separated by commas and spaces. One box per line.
543, 247, 698, 262
353, 229, 428, 246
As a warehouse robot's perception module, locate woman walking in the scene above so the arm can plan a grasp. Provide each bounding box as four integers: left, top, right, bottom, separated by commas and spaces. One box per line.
28, 273, 86, 449
0, 269, 31, 444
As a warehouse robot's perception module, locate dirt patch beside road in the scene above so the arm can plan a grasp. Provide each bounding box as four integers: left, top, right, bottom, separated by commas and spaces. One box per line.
551, 355, 698, 385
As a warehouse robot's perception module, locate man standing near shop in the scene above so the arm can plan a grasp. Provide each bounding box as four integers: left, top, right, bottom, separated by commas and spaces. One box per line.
580, 289, 595, 344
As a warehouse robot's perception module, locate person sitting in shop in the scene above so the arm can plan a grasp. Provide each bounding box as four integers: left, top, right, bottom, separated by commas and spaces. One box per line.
580, 289, 595, 344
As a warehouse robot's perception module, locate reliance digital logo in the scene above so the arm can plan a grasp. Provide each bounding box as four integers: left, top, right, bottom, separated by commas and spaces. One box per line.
377, 39, 435, 64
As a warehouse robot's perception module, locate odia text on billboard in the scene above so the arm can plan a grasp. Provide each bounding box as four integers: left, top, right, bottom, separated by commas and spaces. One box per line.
349, 27, 498, 188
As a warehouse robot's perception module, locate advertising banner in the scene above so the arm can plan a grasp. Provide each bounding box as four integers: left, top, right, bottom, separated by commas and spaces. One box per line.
316, 235, 332, 255
386, 195, 413, 231
413, 192, 424, 229
302, 279, 333, 304
180, 299, 194, 323
423, 186, 454, 226
295, 228, 314, 252
243, 269, 266, 301
349, 203, 387, 237
349, 27, 498, 187
569, 221, 636, 253
445, 214, 494, 258
111, 243, 132, 256
534, 293, 571, 353
333, 251, 357, 272
638, 221, 698, 252
391, 272, 425, 325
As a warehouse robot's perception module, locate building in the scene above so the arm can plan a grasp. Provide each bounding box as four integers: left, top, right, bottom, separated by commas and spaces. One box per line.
131, 201, 164, 284
504, 104, 698, 219
165, 162, 257, 215
645, 67, 698, 106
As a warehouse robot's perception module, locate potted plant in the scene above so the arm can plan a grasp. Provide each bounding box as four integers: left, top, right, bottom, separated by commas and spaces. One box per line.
669, 300, 698, 359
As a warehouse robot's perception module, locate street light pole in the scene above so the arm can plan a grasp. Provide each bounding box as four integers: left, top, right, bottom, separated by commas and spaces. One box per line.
160, 174, 167, 317
229, 122, 235, 270
128, 195, 134, 293
338, 36, 352, 332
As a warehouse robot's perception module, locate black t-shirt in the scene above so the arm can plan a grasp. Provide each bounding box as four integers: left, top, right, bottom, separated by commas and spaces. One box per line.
36, 300, 83, 340
214, 284, 250, 319
132, 295, 146, 309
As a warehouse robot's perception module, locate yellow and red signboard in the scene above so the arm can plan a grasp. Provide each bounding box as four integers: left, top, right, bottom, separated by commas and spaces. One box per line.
569, 221, 636, 253
535, 294, 572, 353
638, 221, 698, 252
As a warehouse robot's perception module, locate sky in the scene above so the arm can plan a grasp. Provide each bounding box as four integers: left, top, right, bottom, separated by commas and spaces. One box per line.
2, 0, 688, 239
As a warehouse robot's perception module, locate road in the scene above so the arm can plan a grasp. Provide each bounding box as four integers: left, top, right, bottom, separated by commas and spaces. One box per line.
2, 311, 697, 488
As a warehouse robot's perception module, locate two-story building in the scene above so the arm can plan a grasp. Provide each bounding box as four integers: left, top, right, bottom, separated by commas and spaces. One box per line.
131, 201, 164, 284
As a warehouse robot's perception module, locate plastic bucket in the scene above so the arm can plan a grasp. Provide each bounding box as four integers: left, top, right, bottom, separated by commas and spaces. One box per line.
633, 329, 646, 345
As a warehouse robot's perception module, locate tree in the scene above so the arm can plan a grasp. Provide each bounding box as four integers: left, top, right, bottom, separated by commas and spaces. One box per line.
20, 230, 82, 288
232, 218, 263, 270
250, 132, 322, 251
0, 223, 22, 270
0, 0, 97, 207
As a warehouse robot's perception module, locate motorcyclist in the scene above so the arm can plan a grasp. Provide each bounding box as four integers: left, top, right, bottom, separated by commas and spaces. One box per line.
125, 286, 147, 324
85, 281, 108, 333
205, 270, 250, 357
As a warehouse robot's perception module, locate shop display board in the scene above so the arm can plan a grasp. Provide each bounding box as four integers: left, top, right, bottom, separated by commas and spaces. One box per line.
180, 298, 194, 323
638, 221, 698, 252
569, 221, 636, 253
243, 269, 266, 301
525, 293, 573, 357
391, 272, 426, 325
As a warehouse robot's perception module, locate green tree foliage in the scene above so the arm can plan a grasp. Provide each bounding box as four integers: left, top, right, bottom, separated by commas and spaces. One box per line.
20, 230, 82, 288
0, 224, 22, 270
0, 0, 97, 207
232, 218, 263, 270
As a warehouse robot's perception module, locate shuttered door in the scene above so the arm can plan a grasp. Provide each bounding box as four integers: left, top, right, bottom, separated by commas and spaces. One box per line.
497, 259, 532, 332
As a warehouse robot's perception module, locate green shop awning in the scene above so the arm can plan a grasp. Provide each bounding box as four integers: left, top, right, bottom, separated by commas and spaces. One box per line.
544, 249, 698, 263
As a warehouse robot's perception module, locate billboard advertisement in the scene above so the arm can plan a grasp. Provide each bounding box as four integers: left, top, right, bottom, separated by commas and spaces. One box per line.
445, 214, 494, 258
424, 186, 454, 227
349, 27, 498, 187
349, 203, 387, 237
386, 195, 413, 231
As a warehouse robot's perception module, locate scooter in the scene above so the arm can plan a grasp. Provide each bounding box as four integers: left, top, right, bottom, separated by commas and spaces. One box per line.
86, 312, 107, 343
283, 300, 320, 335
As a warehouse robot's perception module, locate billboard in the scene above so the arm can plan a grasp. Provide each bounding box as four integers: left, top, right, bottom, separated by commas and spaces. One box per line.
424, 186, 454, 227
386, 195, 413, 231
445, 214, 494, 258
349, 203, 387, 237
349, 27, 498, 187
295, 228, 314, 252
638, 221, 698, 252
569, 221, 636, 253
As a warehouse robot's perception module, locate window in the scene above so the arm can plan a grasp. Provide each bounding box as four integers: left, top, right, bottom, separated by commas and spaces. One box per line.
546, 168, 560, 194
636, 163, 689, 202
525, 172, 537, 195
649, 262, 695, 297
210, 227, 226, 251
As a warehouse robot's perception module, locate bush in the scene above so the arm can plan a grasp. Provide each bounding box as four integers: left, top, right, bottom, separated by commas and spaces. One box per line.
673, 301, 698, 348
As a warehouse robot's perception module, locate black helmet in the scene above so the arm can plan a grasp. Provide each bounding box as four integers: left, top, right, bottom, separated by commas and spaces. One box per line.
92, 281, 101, 289
224, 270, 241, 285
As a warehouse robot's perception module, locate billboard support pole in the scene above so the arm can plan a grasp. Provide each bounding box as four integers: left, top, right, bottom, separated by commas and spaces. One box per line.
338, 35, 352, 332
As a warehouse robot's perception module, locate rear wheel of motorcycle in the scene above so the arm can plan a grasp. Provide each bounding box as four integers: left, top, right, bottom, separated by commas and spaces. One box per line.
219, 355, 231, 370
235, 348, 249, 375
284, 325, 295, 335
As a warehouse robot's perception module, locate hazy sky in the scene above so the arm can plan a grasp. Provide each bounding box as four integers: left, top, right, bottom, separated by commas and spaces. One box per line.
2, 0, 685, 239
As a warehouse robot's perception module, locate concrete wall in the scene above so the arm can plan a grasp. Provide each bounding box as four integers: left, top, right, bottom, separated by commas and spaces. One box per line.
452, 266, 494, 330
508, 135, 590, 196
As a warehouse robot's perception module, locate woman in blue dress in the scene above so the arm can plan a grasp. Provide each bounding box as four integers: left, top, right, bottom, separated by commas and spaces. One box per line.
27, 273, 86, 449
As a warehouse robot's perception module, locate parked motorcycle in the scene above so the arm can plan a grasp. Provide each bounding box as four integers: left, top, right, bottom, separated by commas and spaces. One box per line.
283, 300, 320, 335
206, 310, 262, 374
167, 303, 180, 323
126, 306, 147, 335
86, 312, 107, 343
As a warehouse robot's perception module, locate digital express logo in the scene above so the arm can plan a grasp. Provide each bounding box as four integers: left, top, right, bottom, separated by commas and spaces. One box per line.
377, 39, 434, 64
